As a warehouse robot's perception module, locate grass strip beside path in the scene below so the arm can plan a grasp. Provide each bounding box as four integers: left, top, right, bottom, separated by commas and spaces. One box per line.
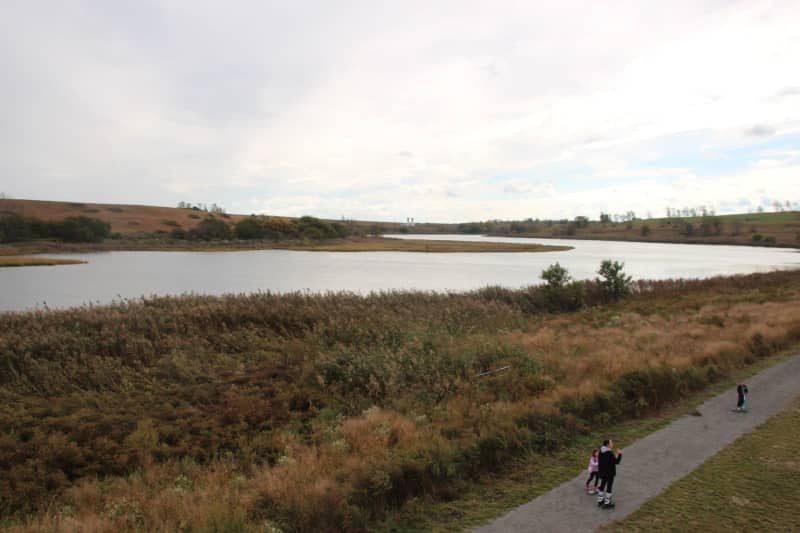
373, 348, 800, 532
0, 256, 86, 267
606, 394, 800, 532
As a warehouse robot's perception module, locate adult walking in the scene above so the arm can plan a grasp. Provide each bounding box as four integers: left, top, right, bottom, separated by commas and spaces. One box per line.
596, 438, 622, 509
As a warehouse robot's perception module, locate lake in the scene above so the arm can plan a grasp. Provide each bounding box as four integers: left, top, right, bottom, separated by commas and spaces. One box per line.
1, 235, 797, 312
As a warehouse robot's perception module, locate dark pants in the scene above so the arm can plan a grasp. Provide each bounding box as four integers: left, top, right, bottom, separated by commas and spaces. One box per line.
599, 475, 615, 494
586, 471, 599, 486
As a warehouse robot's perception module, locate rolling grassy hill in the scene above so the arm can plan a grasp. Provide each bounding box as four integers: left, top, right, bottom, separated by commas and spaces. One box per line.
0, 198, 251, 236
462, 211, 800, 247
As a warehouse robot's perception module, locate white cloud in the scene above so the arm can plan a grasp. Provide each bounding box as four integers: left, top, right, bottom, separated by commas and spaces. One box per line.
0, 1, 799, 220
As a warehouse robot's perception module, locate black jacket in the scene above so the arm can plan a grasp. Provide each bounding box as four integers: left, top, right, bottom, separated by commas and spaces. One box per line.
598, 446, 622, 478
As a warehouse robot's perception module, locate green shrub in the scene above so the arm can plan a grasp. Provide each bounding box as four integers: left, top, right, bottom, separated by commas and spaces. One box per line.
0, 214, 33, 242
597, 260, 632, 301
50, 216, 111, 242
1, 214, 111, 243
538, 263, 586, 312
194, 218, 232, 240
295, 216, 349, 240
234, 216, 266, 239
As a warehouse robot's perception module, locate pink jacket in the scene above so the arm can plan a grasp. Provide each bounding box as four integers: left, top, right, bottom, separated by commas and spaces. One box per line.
587, 455, 599, 473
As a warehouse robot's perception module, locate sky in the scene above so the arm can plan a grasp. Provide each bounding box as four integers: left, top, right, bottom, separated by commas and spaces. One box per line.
1, 1, 799, 223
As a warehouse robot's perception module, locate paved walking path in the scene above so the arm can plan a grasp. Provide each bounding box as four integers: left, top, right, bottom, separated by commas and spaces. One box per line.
473, 352, 800, 533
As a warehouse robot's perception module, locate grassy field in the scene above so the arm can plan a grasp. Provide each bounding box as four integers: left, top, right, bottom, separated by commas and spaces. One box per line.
606, 395, 800, 532
0, 256, 85, 267
1, 270, 799, 531
372, 348, 800, 532
0, 198, 251, 236
0, 198, 411, 239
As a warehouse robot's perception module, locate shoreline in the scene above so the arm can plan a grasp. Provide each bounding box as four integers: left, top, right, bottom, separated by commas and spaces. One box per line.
0, 256, 87, 267
0, 236, 572, 255
465, 232, 800, 249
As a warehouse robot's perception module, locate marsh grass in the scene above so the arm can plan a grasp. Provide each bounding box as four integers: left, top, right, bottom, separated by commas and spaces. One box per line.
0, 256, 86, 267
2, 270, 800, 531
283, 238, 571, 253
371, 347, 800, 531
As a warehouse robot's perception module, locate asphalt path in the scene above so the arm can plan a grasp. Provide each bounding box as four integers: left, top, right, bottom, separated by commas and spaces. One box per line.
473, 352, 800, 533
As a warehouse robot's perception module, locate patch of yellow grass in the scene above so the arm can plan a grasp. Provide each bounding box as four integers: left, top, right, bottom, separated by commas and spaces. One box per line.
0, 256, 86, 267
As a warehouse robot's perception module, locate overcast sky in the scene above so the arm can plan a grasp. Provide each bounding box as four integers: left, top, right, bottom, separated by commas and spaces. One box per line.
1, 1, 799, 222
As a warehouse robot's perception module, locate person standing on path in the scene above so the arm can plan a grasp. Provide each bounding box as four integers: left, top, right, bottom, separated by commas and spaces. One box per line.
734, 383, 749, 412
585, 449, 600, 494
596, 439, 622, 509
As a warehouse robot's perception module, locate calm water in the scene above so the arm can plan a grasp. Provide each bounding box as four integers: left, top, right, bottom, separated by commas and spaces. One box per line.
1, 235, 797, 312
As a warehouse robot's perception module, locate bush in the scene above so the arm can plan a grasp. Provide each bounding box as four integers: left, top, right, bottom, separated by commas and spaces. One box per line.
50, 216, 111, 242
2, 215, 113, 243
458, 223, 483, 234
596, 260, 632, 301
539, 263, 585, 311
0, 214, 33, 243
234, 216, 267, 240
752, 234, 763, 242
640, 225, 651, 236
194, 218, 232, 240
295, 216, 349, 240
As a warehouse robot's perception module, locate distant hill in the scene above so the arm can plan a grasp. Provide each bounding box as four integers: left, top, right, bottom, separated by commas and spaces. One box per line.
458, 211, 800, 248
2, 198, 797, 247
0, 198, 253, 236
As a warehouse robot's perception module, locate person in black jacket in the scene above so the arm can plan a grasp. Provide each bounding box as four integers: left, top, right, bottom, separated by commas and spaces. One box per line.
733, 383, 749, 412
596, 438, 622, 509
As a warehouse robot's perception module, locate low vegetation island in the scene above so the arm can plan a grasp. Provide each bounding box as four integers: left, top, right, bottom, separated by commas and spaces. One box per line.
284, 237, 570, 253
0, 256, 86, 268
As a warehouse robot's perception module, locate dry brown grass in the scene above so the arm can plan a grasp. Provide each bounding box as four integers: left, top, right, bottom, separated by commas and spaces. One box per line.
0, 198, 252, 236
285, 237, 571, 253
0, 256, 86, 267
3, 272, 800, 531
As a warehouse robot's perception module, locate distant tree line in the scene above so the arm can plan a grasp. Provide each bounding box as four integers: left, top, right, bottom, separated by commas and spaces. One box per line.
455, 216, 593, 236
168, 215, 350, 241
176, 201, 226, 214
0, 214, 111, 243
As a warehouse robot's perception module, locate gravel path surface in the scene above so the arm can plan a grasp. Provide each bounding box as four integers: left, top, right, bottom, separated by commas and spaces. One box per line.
473, 353, 800, 533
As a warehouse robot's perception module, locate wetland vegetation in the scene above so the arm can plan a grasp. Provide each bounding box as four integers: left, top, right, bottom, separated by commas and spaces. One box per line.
2, 267, 799, 531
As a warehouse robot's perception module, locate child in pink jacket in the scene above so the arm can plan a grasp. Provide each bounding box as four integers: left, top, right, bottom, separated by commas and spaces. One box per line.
585, 448, 599, 494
